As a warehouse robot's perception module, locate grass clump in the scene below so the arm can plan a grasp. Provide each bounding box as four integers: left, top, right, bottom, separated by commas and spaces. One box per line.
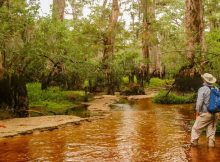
153, 91, 196, 104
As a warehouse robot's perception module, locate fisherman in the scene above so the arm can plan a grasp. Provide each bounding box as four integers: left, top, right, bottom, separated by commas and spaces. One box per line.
191, 73, 219, 147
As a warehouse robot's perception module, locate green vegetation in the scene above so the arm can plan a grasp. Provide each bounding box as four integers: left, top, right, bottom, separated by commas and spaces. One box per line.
0, 0, 220, 116
153, 91, 196, 104
216, 122, 220, 133
122, 77, 130, 84
148, 78, 173, 88
27, 83, 88, 114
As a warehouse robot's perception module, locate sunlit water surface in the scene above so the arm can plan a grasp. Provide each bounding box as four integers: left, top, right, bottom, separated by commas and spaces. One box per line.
1, 99, 220, 162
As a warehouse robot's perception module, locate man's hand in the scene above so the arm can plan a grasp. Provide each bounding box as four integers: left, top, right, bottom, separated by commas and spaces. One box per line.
195, 112, 199, 118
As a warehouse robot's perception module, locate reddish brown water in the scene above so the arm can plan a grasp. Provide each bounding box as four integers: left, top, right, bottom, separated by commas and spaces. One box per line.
1, 99, 220, 162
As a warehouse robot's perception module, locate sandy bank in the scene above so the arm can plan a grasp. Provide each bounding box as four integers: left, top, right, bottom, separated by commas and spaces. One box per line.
86, 95, 119, 111
0, 93, 156, 139
0, 95, 119, 139
0, 115, 83, 138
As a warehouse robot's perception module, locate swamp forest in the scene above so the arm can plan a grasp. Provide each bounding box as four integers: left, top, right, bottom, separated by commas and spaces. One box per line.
0, 0, 220, 161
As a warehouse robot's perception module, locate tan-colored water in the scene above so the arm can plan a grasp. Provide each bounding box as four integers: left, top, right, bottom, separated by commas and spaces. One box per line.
0, 99, 220, 162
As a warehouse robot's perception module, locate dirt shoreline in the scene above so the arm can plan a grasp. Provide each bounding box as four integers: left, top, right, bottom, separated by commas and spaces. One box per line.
0, 94, 156, 139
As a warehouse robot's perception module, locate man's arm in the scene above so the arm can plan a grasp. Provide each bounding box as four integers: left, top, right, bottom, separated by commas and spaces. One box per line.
195, 88, 203, 117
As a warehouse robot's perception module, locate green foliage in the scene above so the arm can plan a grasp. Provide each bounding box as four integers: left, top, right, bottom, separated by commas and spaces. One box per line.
153, 91, 196, 104
155, 0, 186, 77
121, 83, 145, 95
27, 83, 86, 111
31, 101, 73, 111
122, 77, 129, 84
28, 83, 64, 102
205, 29, 220, 82
0, 0, 38, 74
116, 48, 142, 74
0, 0, 219, 98
149, 78, 166, 87
149, 78, 173, 88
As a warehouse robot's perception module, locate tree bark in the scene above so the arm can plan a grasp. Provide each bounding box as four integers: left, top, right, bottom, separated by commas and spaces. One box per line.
53, 0, 65, 21
141, 0, 155, 76
69, 0, 83, 20
102, 0, 119, 63
148, 0, 163, 78
101, 0, 119, 94
0, 53, 4, 80
185, 0, 204, 64
174, 0, 205, 92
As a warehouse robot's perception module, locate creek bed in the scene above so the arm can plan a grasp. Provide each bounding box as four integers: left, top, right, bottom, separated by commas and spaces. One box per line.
0, 98, 220, 161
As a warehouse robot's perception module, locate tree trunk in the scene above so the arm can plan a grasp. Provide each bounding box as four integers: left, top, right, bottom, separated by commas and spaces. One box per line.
102, 0, 119, 63
141, 0, 161, 78
141, 0, 151, 75
53, 0, 65, 21
172, 0, 205, 92
102, 0, 119, 95
174, 0, 204, 92
11, 74, 28, 117
0, 53, 4, 80
185, 0, 204, 64
148, 0, 163, 78
149, 45, 163, 77
69, 0, 83, 20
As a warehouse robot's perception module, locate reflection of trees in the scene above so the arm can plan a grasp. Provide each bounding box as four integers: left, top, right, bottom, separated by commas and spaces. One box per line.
116, 104, 137, 161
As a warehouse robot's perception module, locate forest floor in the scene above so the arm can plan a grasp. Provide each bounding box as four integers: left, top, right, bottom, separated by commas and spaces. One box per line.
0, 89, 157, 139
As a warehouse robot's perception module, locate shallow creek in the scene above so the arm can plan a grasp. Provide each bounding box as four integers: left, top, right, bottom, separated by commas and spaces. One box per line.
1, 98, 220, 162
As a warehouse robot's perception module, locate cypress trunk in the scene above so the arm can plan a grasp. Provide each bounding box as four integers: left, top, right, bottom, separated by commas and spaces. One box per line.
53, 0, 65, 21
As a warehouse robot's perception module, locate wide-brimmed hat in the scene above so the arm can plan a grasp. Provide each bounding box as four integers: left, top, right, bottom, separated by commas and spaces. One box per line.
201, 73, 216, 84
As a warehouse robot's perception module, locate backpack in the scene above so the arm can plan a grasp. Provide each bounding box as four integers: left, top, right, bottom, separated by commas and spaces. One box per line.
208, 87, 220, 113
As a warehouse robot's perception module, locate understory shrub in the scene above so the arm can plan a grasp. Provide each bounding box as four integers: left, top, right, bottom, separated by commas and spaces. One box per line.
153, 91, 196, 104
121, 83, 145, 95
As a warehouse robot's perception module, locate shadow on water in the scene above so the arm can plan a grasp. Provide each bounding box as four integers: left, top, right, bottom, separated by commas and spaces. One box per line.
64, 106, 91, 118
1, 98, 220, 161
